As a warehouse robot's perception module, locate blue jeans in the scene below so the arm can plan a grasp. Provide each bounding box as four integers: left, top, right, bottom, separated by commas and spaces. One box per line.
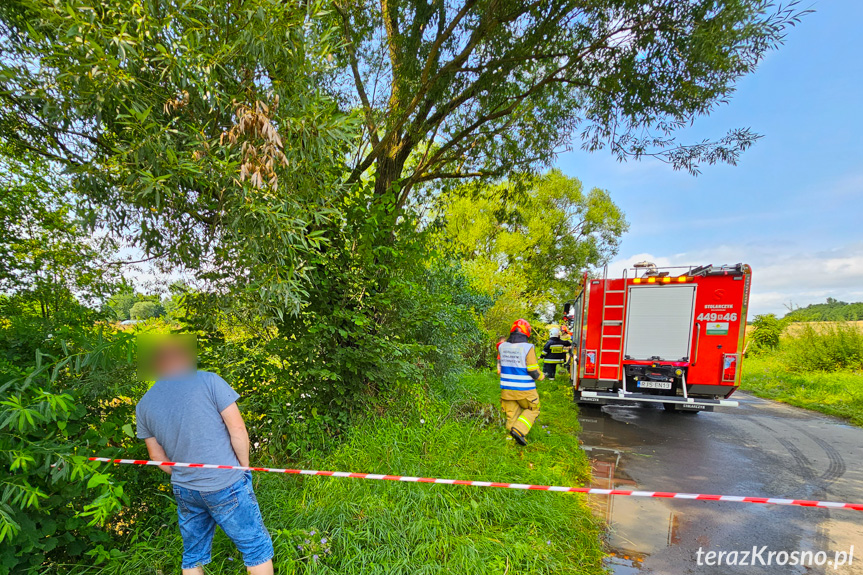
172, 471, 273, 569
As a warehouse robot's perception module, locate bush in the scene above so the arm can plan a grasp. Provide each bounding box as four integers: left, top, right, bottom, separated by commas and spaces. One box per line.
783, 323, 863, 372
748, 313, 788, 353
129, 301, 163, 320
0, 330, 151, 574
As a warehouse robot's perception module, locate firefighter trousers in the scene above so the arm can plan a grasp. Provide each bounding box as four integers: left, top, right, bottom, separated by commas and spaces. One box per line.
500, 389, 540, 437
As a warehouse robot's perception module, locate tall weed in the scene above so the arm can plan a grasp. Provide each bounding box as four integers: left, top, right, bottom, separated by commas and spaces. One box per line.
782, 323, 863, 371
75, 372, 604, 575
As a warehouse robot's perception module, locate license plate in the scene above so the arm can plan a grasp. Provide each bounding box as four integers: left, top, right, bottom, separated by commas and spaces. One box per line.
637, 381, 672, 390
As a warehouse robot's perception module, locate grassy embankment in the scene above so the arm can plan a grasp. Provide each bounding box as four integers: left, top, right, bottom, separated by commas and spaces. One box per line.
85, 372, 604, 575
740, 323, 863, 426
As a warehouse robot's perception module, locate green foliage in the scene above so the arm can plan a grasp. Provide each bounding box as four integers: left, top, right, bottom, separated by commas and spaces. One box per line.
329, 0, 807, 209
0, 330, 150, 574
0, 150, 118, 321
0, 0, 359, 323
741, 354, 863, 427
105, 292, 137, 322
740, 323, 863, 426
782, 323, 863, 372
129, 301, 163, 321
443, 171, 626, 363
784, 298, 863, 321
72, 372, 604, 575
748, 313, 788, 352
245, 198, 493, 429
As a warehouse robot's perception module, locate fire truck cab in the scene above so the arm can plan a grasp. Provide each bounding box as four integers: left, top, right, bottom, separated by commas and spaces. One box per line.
563, 263, 752, 412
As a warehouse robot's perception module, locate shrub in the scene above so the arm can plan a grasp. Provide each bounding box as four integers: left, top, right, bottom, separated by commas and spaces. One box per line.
748, 313, 788, 353
129, 301, 163, 321
783, 323, 863, 372
0, 332, 147, 574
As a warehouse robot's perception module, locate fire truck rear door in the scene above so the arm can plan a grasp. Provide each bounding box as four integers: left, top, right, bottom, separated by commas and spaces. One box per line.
624, 285, 697, 361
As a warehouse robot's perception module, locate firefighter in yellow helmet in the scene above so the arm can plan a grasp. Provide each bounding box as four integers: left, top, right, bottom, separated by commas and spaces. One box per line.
498, 319, 544, 446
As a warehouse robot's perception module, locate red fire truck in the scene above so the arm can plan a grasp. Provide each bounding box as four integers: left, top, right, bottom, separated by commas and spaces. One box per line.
563, 262, 752, 412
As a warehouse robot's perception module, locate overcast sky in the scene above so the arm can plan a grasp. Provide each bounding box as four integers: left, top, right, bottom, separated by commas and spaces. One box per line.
557, 0, 862, 317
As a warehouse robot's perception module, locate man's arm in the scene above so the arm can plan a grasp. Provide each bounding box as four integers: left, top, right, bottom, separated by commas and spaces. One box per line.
144, 437, 173, 475
526, 347, 545, 381
221, 402, 250, 467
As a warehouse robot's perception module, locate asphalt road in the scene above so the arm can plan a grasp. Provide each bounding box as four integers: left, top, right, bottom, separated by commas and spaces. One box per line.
577, 391, 863, 574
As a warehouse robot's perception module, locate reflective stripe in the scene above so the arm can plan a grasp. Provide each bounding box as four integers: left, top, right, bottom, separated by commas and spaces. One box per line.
501, 383, 536, 390
526, 363, 539, 371
500, 377, 533, 385
518, 416, 533, 430
543, 359, 564, 364
500, 365, 530, 375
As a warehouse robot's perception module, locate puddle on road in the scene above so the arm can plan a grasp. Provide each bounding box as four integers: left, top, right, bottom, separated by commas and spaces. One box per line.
585, 444, 685, 572
579, 409, 672, 572
578, 407, 863, 574
581, 414, 680, 575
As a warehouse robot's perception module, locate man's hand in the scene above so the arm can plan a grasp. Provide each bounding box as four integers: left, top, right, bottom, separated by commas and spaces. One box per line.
538, 372, 546, 381
144, 437, 173, 475
221, 402, 250, 467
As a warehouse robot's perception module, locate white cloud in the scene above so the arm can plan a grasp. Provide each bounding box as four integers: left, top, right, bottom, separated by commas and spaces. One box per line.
606, 242, 863, 316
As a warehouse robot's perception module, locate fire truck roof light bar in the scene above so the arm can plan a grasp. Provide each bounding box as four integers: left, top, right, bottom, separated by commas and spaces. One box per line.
632, 276, 691, 284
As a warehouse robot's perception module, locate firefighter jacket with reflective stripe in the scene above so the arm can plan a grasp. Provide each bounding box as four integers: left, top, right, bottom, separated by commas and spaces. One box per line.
499, 341, 537, 391
541, 337, 571, 364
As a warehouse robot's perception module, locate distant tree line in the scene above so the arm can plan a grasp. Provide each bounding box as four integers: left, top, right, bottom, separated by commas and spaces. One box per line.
784, 298, 863, 322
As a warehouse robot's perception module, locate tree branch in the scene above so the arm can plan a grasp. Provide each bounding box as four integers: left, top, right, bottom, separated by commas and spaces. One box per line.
334, 2, 380, 147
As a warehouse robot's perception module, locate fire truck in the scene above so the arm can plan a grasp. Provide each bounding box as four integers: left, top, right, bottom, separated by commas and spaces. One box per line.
562, 262, 752, 412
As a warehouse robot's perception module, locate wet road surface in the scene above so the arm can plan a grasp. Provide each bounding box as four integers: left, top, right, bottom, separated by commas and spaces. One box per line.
578, 391, 863, 574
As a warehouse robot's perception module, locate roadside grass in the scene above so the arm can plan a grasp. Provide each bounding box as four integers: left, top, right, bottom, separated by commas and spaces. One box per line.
741, 354, 863, 426
83, 372, 603, 574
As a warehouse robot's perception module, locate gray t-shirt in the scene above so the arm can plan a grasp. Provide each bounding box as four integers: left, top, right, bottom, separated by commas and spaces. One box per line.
136, 370, 244, 491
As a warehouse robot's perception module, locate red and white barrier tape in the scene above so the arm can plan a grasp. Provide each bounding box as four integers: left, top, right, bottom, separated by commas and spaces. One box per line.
89, 457, 863, 511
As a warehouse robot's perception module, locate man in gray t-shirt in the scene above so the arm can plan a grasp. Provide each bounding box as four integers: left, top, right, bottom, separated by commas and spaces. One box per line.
136, 336, 273, 574
137, 370, 245, 490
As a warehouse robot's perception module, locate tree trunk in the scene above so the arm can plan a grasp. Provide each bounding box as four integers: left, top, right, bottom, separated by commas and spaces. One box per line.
373, 135, 413, 206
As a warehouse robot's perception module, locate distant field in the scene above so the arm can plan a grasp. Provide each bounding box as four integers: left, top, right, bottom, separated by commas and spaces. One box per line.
745, 321, 863, 335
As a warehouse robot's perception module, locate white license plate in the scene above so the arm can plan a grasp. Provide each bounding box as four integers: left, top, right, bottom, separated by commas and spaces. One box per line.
637, 381, 672, 390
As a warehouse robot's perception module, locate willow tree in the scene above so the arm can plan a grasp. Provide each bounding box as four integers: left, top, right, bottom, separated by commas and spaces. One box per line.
0, 0, 357, 320
330, 0, 806, 215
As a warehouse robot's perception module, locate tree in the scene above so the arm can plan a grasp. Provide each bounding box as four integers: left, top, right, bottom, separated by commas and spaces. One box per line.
443, 170, 627, 334
0, 0, 357, 323
129, 301, 163, 320
105, 291, 137, 322
329, 0, 807, 218
0, 149, 118, 321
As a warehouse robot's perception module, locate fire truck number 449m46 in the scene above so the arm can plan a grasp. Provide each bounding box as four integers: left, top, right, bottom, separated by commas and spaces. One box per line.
562, 263, 752, 412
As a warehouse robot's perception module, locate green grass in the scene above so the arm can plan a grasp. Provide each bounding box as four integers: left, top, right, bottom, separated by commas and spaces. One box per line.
83, 372, 603, 574
741, 354, 863, 426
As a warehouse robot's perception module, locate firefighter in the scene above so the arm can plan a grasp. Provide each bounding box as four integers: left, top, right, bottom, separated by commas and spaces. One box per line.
540, 327, 571, 380
498, 319, 544, 446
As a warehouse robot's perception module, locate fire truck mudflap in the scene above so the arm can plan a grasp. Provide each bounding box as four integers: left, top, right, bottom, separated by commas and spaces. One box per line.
563, 263, 752, 412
